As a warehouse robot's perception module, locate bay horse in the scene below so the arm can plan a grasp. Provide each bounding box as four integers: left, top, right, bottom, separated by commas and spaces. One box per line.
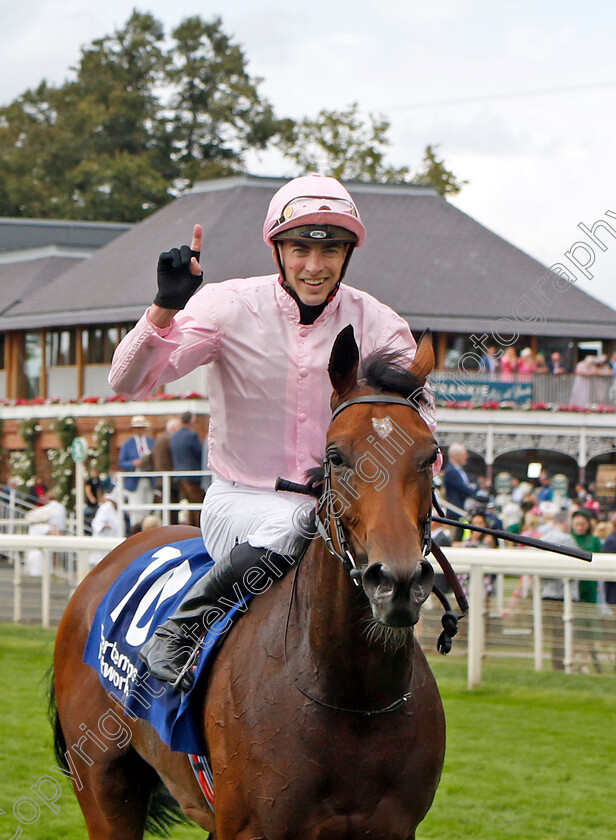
51, 326, 445, 839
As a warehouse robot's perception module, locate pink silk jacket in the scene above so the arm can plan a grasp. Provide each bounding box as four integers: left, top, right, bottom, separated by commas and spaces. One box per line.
109, 275, 439, 490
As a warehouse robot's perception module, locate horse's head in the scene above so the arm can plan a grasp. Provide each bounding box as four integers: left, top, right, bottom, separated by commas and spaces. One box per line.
322, 325, 438, 630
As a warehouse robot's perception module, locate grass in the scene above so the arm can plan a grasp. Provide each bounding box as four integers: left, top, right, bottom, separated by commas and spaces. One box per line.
419, 655, 615, 840
0, 623, 614, 839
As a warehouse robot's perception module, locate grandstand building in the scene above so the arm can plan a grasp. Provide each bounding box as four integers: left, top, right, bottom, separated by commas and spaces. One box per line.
1, 176, 615, 489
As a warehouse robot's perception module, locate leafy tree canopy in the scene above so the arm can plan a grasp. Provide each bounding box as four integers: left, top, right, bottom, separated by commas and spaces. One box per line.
0, 15, 465, 222
0, 11, 286, 221
277, 103, 465, 196
414, 144, 468, 197
276, 103, 411, 184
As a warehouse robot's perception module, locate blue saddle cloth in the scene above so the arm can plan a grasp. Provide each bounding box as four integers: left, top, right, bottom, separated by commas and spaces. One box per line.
83, 538, 252, 754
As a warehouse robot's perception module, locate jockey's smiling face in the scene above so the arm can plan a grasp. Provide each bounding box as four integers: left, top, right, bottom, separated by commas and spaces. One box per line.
276, 240, 350, 306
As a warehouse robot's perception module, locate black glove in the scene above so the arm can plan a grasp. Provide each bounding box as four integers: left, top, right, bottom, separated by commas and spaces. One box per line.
153, 245, 203, 310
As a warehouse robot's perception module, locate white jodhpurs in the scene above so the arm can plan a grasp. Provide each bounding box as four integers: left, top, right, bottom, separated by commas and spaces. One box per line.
199, 476, 316, 563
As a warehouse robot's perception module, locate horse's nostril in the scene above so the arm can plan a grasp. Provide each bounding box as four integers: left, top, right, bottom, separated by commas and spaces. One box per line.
410, 560, 435, 601
362, 563, 396, 600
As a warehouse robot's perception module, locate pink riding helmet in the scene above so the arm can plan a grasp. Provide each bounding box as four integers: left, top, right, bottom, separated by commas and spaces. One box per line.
263, 174, 366, 247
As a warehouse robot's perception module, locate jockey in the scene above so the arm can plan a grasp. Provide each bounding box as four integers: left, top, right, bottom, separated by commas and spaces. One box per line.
109, 173, 439, 689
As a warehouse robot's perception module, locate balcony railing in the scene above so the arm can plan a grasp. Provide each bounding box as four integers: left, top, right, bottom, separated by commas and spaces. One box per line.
430, 370, 616, 409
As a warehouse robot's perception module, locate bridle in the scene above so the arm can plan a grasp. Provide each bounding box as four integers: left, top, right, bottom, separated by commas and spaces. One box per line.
315, 395, 434, 585
279, 393, 436, 716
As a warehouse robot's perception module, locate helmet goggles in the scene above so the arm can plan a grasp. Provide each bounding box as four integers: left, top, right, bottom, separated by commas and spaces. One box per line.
278, 195, 359, 225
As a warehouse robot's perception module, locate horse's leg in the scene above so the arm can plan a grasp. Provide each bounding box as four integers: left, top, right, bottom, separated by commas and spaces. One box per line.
54, 654, 156, 839
70, 748, 158, 840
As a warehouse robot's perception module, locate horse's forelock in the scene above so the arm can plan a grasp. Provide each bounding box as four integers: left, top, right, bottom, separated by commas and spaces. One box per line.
359, 349, 426, 402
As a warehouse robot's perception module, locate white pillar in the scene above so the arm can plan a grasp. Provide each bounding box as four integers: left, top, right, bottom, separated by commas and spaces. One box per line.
563, 578, 574, 674
533, 574, 543, 671
467, 565, 485, 688
41, 550, 51, 629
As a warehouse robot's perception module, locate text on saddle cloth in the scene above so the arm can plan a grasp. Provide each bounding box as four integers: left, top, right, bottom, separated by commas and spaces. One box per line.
83, 537, 254, 754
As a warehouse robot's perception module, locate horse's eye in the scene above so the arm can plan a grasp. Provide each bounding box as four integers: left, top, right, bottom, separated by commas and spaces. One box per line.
421, 449, 439, 471
327, 449, 345, 467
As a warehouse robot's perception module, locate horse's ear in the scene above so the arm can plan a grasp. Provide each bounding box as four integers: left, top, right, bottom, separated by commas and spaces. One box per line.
329, 325, 359, 397
408, 329, 435, 384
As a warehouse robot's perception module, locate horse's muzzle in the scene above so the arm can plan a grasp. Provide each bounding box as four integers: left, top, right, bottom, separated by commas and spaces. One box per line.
362, 560, 434, 627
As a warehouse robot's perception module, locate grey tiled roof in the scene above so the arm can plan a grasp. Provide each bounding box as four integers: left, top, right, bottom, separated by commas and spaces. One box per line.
0, 177, 614, 338
0, 218, 130, 253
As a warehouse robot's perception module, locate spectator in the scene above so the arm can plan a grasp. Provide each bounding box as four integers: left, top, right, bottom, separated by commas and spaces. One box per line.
151, 417, 182, 478
89, 487, 125, 567
570, 511, 602, 603
570, 509, 603, 672
570, 355, 595, 406
499, 346, 517, 380
30, 476, 48, 506
521, 511, 543, 540
500, 499, 523, 532
84, 463, 102, 526
540, 511, 580, 671
463, 511, 498, 548
479, 344, 499, 374
538, 500, 559, 533
547, 352, 567, 375
536, 471, 553, 502
24, 490, 67, 576
574, 482, 593, 508
476, 475, 495, 505
534, 353, 549, 374
593, 520, 613, 543
151, 417, 182, 523
118, 415, 155, 526
511, 479, 532, 505
516, 347, 536, 379
141, 514, 163, 530
443, 443, 487, 536
169, 411, 204, 528
590, 354, 612, 404
602, 516, 616, 609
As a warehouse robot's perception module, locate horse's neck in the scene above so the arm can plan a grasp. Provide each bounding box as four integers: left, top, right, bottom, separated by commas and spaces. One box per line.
292, 538, 415, 710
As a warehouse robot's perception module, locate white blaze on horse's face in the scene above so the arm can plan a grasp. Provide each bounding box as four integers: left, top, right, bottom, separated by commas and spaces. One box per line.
371, 416, 393, 439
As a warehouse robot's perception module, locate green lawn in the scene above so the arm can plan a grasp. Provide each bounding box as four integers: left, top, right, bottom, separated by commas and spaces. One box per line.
0, 624, 614, 839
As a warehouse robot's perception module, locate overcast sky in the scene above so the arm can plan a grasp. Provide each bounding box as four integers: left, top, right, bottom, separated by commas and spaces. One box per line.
2, 1, 616, 311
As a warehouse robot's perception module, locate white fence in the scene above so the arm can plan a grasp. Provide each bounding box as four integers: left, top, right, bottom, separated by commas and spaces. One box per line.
113, 470, 212, 535
439, 547, 616, 686
1, 536, 615, 688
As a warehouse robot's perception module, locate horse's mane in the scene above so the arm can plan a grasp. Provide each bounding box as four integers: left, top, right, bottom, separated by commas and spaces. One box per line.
305, 347, 427, 496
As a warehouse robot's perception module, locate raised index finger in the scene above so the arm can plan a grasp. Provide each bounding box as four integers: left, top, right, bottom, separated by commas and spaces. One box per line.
191, 224, 202, 255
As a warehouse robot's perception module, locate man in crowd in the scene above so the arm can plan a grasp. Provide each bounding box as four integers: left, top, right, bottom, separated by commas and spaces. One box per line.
169, 411, 204, 528
117, 415, 155, 527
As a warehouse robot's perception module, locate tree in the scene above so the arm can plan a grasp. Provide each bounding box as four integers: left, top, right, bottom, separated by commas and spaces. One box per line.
414, 144, 468, 197
277, 103, 410, 183
166, 16, 288, 182
0, 12, 285, 220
